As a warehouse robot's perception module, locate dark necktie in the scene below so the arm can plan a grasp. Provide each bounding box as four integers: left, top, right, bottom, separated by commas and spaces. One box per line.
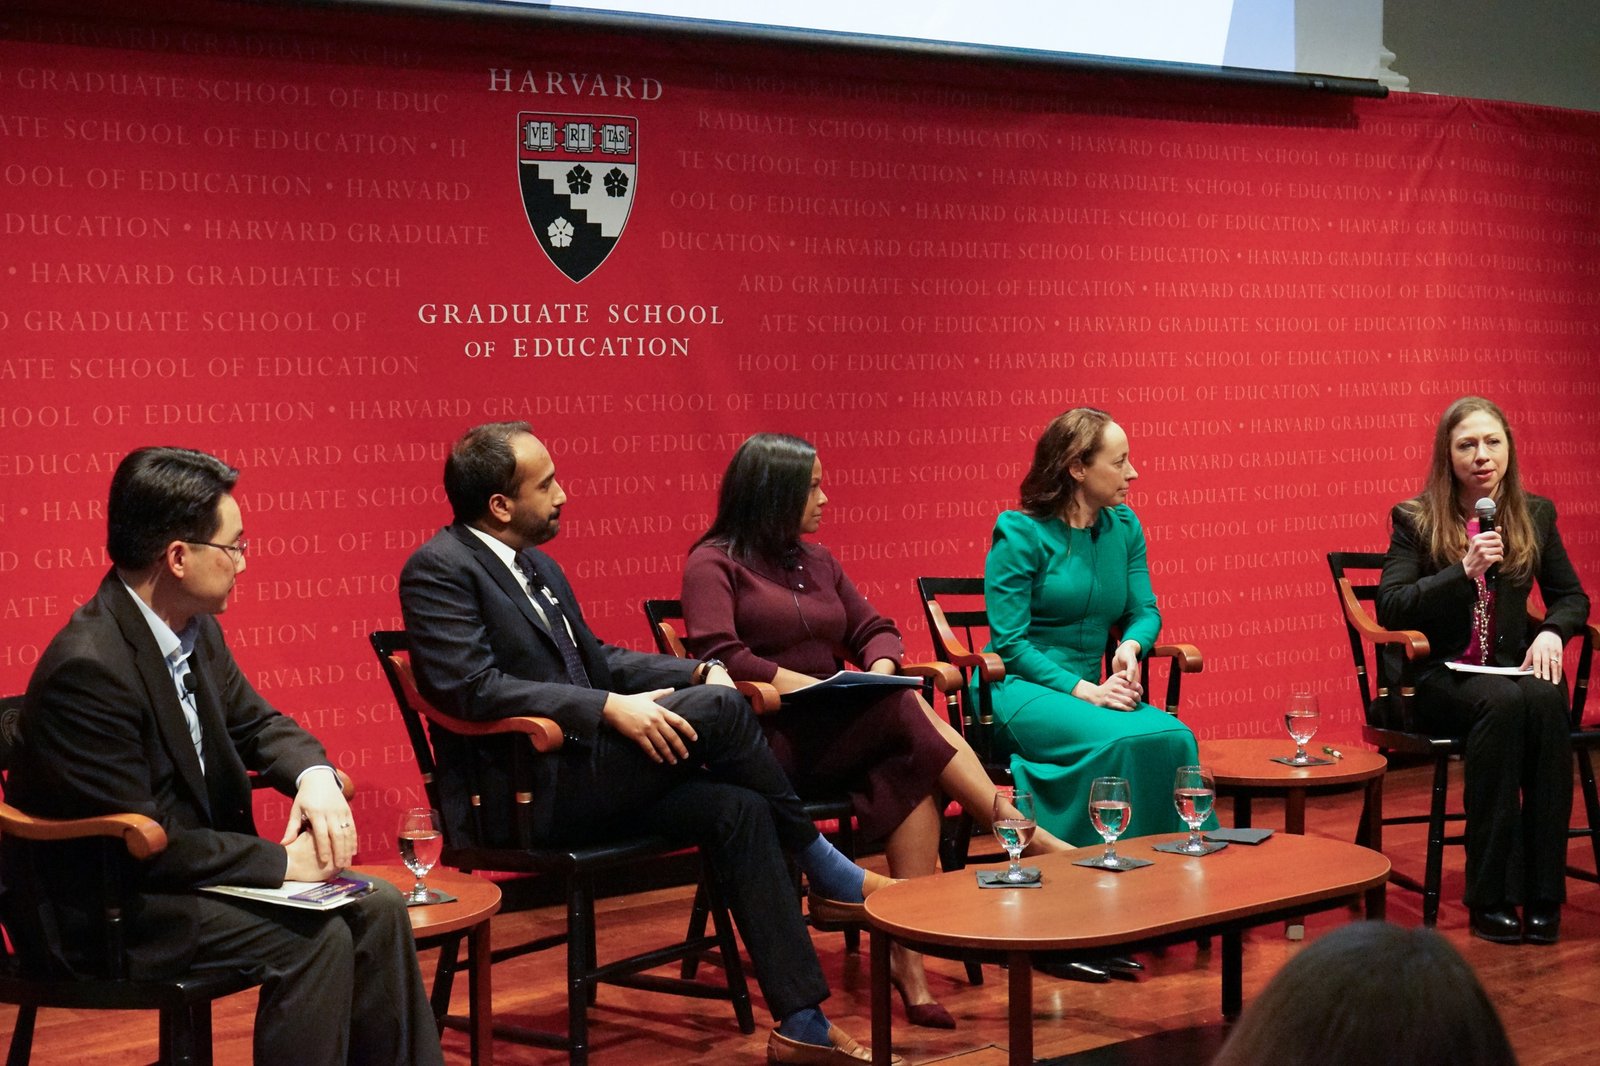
517, 553, 592, 687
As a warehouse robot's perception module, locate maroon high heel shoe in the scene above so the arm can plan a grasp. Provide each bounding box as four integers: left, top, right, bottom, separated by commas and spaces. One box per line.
890, 975, 956, 1030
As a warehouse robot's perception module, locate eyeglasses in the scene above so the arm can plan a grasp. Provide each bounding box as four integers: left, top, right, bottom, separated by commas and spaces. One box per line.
187, 540, 248, 564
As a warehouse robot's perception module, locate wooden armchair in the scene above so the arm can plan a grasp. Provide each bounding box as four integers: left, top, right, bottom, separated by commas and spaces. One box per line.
368, 630, 754, 1065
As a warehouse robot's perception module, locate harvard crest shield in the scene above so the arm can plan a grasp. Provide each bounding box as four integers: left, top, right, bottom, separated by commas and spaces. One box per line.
517, 111, 638, 283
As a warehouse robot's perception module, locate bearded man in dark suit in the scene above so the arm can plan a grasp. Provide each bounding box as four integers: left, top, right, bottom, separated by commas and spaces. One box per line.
3, 447, 442, 1066
399, 421, 894, 1066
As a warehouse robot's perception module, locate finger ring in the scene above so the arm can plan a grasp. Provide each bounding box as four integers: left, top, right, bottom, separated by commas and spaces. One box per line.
339, 822, 353, 829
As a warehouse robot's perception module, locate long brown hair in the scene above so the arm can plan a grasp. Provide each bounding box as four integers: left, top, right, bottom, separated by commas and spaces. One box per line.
1018, 408, 1112, 520
1398, 396, 1537, 581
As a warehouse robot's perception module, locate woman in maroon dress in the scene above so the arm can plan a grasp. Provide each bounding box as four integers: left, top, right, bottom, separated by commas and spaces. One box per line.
682, 432, 1065, 1028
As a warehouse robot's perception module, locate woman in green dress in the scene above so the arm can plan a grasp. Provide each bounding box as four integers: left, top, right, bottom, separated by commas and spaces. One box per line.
984, 408, 1203, 844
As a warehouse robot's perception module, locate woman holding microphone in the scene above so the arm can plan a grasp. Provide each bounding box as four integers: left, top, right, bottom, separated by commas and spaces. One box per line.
1378, 395, 1590, 944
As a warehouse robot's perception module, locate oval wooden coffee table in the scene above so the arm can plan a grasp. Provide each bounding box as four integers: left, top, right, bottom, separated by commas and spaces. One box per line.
864, 834, 1389, 1065
358, 865, 502, 1066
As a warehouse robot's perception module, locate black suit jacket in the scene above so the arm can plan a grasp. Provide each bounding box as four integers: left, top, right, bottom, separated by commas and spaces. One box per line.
1378, 495, 1590, 682
398, 525, 697, 845
2, 572, 328, 978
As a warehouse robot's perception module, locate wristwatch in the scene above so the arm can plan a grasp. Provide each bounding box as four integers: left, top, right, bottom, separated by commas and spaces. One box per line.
695, 658, 726, 684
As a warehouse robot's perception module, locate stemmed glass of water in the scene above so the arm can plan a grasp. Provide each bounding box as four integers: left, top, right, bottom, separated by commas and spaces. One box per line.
1172, 765, 1216, 854
991, 786, 1038, 883
397, 807, 443, 904
1088, 776, 1133, 869
1284, 692, 1321, 765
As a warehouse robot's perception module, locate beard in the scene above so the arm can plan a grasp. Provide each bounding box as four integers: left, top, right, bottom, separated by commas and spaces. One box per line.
524, 511, 560, 545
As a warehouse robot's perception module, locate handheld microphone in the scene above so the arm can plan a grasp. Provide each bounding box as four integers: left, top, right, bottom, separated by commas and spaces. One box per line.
1475, 497, 1498, 588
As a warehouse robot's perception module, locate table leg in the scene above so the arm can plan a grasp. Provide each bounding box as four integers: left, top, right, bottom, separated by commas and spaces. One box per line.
1221, 930, 1243, 1020
1233, 794, 1253, 829
1285, 790, 1306, 835
468, 920, 493, 1066
1008, 951, 1033, 1066
871, 931, 893, 1066
1283, 790, 1307, 939
1363, 775, 1387, 919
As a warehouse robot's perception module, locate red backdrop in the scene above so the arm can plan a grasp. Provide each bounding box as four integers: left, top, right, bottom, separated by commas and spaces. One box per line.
4, 3, 1598, 853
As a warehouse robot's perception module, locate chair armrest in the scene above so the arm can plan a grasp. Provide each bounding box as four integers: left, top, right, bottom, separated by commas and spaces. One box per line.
388, 650, 564, 752
1337, 579, 1430, 659
902, 661, 963, 693
973, 651, 1005, 684
412, 702, 565, 753
1150, 643, 1203, 672
0, 801, 167, 861
924, 602, 1006, 683
735, 680, 782, 715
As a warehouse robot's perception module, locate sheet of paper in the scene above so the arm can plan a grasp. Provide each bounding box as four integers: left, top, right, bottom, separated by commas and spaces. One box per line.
1444, 662, 1534, 676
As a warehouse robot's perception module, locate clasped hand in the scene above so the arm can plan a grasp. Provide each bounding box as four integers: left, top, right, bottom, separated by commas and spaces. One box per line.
1083, 674, 1143, 710
1462, 530, 1503, 580
1080, 642, 1143, 711
603, 689, 699, 764
281, 768, 355, 881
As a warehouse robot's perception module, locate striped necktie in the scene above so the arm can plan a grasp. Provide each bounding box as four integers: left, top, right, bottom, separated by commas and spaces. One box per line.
516, 554, 591, 687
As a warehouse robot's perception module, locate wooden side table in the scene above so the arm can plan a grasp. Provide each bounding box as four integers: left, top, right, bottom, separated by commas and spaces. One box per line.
358, 865, 502, 1066
1199, 738, 1388, 921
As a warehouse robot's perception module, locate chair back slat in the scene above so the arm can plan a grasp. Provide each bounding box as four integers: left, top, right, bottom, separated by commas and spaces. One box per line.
916, 577, 998, 757
369, 631, 447, 819
642, 599, 688, 659
916, 576, 990, 666
1327, 551, 1385, 720
1327, 549, 1422, 730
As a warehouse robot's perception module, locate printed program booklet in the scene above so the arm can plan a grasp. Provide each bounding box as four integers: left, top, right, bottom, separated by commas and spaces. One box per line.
780, 670, 923, 709
202, 872, 377, 910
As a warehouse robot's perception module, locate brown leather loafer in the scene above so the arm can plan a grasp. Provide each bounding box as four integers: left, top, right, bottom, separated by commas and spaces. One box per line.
807, 870, 897, 928
767, 1025, 902, 1065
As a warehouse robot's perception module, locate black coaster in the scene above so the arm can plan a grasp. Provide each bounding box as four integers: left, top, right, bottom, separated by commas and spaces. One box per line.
1071, 855, 1154, 872
1151, 839, 1229, 856
1206, 827, 1275, 845
977, 868, 1043, 888
1270, 755, 1336, 767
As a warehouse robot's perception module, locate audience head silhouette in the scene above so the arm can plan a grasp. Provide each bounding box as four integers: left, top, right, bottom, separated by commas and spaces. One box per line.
1211, 922, 1516, 1066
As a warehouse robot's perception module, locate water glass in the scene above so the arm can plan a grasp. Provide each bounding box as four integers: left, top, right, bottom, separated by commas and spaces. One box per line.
1172, 765, 1216, 854
991, 787, 1037, 884
1284, 692, 1320, 765
1088, 776, 1133, 869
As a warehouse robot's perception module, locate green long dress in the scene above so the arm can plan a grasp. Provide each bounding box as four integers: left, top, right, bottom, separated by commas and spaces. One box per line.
983, 506, 1203, 845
